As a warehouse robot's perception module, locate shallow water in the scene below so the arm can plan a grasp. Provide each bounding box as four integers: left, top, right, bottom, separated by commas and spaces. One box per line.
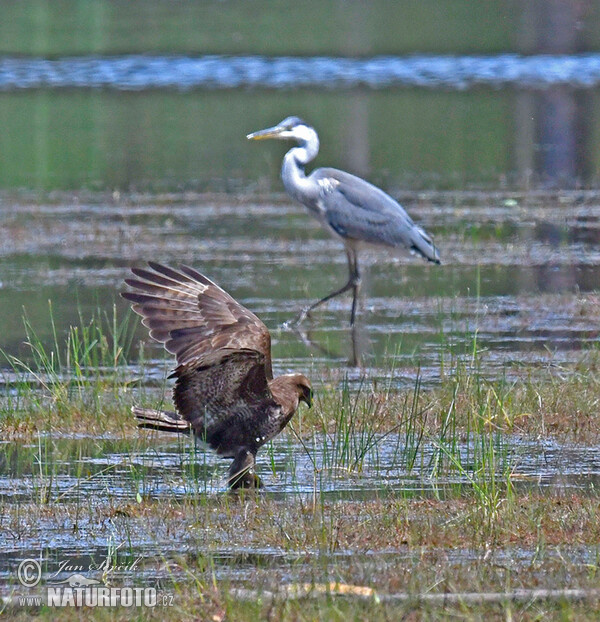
1, 431, 599, 595
1, 192, 599, 387
2, 432, 599, 503
2, 189, 599, 595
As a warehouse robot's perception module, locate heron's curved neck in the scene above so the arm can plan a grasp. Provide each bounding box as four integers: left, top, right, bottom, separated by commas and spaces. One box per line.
281, 136, 320, 204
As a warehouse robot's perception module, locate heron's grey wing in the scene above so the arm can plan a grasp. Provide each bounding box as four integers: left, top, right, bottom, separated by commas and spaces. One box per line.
172, 349, 280, 456
121, 262, 274, 378
312, 168, 440, 263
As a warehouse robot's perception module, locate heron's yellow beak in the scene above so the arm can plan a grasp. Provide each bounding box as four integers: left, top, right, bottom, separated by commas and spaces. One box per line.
246, 126, 284, 140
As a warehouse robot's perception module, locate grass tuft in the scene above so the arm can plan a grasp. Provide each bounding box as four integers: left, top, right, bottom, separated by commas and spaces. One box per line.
0, 303, 140, 436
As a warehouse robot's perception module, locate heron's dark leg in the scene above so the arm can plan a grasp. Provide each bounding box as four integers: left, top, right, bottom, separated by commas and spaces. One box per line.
347, 249, 361, 327
227, 448, 262, 489
289, 249, 361, 327
350, 325, 361, 367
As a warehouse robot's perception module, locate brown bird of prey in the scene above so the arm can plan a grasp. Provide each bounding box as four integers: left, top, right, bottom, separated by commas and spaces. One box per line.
121, 262, 312, 489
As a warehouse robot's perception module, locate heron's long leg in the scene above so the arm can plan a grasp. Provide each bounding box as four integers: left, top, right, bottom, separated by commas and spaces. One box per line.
347, 249, 361, 326
289, 249, 361, 327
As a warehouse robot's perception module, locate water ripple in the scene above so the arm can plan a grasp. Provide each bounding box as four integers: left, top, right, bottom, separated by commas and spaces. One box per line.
2, 54, 600, 91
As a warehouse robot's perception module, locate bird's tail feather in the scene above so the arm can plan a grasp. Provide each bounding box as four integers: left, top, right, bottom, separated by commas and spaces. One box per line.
132, 406, 191, 434
410, 226, 441, 264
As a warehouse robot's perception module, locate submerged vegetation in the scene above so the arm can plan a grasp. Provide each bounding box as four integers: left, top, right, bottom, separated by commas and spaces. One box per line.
2, 304, 600, 619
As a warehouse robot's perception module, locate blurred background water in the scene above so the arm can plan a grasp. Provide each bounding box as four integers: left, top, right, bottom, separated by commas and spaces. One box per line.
0, 0, 599, 191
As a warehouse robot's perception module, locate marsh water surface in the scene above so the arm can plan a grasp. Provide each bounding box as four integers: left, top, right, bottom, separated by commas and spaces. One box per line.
1, 191, 599, 383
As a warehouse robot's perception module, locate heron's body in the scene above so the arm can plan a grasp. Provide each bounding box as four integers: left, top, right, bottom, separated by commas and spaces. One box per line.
122, 263, 311, 488
248, 116, 440, 325
293, 166, 439, 258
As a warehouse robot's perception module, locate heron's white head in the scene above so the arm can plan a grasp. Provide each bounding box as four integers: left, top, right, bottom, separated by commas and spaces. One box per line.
247, 116, 318, 146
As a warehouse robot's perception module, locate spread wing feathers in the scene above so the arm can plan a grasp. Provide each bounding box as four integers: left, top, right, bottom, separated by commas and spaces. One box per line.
121, 262, 273, 377
313, 168, 441, 264
173, 350, 282, 457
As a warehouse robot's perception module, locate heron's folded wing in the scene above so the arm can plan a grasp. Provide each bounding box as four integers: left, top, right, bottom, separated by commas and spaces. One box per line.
314, 168, 440, 263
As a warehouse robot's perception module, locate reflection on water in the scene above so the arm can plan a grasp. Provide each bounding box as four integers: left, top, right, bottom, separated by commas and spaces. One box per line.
1, 193, 599, 385
0, 87, 598, 192
0, 0, 598, 192
0, 85, 597, 192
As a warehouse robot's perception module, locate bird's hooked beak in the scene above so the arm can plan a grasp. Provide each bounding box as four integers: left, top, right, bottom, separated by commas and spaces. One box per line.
302, 387, 313, 408
246, 123, 286, 141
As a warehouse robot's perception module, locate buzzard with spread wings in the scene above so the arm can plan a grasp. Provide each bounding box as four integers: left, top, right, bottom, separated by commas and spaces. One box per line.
122, 263, 312, 488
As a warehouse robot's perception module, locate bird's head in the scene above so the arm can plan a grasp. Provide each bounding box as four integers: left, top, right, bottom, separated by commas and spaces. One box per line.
269, 373, 313, 413
278, 373, 312, 408
296, 375, 313, 408
247, 116, 317, 145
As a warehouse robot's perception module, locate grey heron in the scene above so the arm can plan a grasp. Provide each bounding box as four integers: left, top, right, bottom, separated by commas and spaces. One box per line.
247, 116, 440, 326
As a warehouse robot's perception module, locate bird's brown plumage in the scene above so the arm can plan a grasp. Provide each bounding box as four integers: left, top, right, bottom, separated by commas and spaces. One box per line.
121, 262, 311, 488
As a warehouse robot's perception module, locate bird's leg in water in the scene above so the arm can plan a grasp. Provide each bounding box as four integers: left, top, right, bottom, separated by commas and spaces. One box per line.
349, 322, 362, 367
288, 249, 361, 327
227, 448, 263, 489
347, 249, 361, 327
